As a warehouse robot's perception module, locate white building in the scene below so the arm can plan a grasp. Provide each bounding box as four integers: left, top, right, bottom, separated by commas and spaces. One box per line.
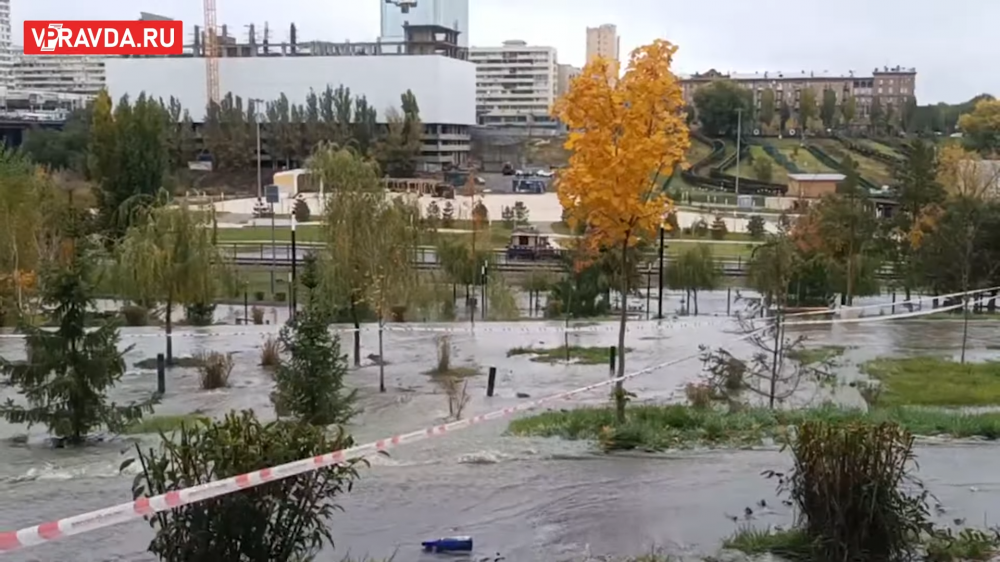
104, 55, 476, 168
12, 52, 106, 95
0, 0, 11, 90
470, 40, 559, 130
380, 0, 469, 48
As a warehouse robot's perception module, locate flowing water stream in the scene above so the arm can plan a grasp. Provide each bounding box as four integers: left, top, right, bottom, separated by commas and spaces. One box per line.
1, 294, 999, 561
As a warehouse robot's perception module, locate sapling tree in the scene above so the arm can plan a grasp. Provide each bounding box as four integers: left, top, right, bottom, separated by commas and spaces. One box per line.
310, 144, 421, 367
271, 254, 356, 424
697, 303, 835, 409
112, 194, 231, 364
699, 228, 833, 409
555, 39, 689, 423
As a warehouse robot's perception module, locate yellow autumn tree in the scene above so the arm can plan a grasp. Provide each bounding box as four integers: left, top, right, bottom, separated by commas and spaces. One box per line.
957, 98, 1000, 156
936, 143, 999, 199
554, 39, 690, 422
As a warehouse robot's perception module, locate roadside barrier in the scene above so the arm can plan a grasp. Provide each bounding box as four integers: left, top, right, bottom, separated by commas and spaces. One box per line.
0, 293, 987, 553
782, 285, 1000, 318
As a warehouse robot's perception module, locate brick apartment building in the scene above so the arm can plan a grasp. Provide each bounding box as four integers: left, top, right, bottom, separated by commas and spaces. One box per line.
679, 66, 916, 124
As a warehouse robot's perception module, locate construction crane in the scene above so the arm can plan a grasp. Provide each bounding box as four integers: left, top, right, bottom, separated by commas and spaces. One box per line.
385, 0, 418, 14
203, 0, 220, 107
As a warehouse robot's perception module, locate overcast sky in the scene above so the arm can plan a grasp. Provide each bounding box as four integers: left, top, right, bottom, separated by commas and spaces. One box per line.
17, 0, 996, 104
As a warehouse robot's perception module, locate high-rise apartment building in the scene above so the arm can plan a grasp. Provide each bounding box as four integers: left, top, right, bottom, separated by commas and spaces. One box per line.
679, 66, 917, 124
13, 52, 107, 95
586, 24, 619, 66
380, 0, 469, 47
0, 0, 12, 90
556, 63, 581, 97
470, 40, 559, 130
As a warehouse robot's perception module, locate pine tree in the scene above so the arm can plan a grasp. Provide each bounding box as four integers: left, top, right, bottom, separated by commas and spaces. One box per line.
442, 201, 455, 228
0, 214, 151, 444
271, 254, 356, 426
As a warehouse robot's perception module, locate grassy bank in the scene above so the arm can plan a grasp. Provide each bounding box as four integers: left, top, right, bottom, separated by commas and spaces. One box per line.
508, 405, 1000, 450
724, 526, 1000, 562
507, 345, 628, 365
861, 356, 1000, 407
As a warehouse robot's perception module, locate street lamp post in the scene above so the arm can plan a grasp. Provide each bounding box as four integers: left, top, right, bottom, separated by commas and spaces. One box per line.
734, 107, 742, 198
290, 214, 297, 318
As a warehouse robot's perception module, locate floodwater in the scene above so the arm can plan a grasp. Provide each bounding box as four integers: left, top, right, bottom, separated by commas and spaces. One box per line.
1, 293, 999, 561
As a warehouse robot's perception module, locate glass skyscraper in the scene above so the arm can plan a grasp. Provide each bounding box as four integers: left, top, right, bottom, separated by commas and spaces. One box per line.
379, 0, 469, 47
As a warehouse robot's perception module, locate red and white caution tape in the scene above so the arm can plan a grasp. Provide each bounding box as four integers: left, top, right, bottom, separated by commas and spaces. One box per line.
0, 348, 709, 553
0, 297, 983, 553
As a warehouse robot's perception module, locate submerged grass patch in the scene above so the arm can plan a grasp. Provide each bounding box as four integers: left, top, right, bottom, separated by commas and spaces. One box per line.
507, 345, 630, 365
133, 356, 204, 370
122, 414, 209, 435
861, 356, 1000, 407
508, 405, 1000, 450
787, 345, 845, 365
723, 527, 812, 560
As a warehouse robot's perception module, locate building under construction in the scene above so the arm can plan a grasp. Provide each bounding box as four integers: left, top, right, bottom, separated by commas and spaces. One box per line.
107, 20, 475, 171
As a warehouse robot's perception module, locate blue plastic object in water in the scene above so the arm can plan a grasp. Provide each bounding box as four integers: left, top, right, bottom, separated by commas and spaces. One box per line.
421, 536, 473, 552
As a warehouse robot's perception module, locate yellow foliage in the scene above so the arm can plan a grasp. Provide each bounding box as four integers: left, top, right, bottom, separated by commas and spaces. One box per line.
907, 204, 943, 249
553, 39, 689, 257
936, 143, 998, 199
958, 98, 1000, 153
0, 270, 36, 290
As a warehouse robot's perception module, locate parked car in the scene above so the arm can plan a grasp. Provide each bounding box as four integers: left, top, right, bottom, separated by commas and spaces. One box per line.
534, 169, 554, 178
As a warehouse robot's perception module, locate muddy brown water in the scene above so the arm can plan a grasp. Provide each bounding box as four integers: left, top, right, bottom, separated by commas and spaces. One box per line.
1, 294, 999, 561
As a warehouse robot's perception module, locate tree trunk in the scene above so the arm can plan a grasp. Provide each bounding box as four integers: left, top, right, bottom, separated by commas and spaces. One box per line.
165, 297, 174, 364
768, 310, 782, 408
693, 289, 699, 316
614, 239, 630, 424
378, 321, 386, 392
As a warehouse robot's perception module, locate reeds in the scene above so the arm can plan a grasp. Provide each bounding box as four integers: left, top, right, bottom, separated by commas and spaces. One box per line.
784, 420, 929, 562
196, 351, 234, 390
259, 336, 281, 369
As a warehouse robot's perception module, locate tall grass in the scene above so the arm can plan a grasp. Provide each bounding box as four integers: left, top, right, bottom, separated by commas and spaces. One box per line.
259, 336, 281, 369
508, 405, 1000, 450
196, 351, 234, 390
785, 420, 929, 562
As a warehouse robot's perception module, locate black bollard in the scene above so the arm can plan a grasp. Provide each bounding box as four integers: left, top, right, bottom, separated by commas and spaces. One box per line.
486, 366, 497, 397
156, 353, 166, 395
726, 287, 732, 316
609, 346, 616, 377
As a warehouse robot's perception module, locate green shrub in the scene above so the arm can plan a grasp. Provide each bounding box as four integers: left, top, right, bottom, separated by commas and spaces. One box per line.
121, 305, 150, 326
